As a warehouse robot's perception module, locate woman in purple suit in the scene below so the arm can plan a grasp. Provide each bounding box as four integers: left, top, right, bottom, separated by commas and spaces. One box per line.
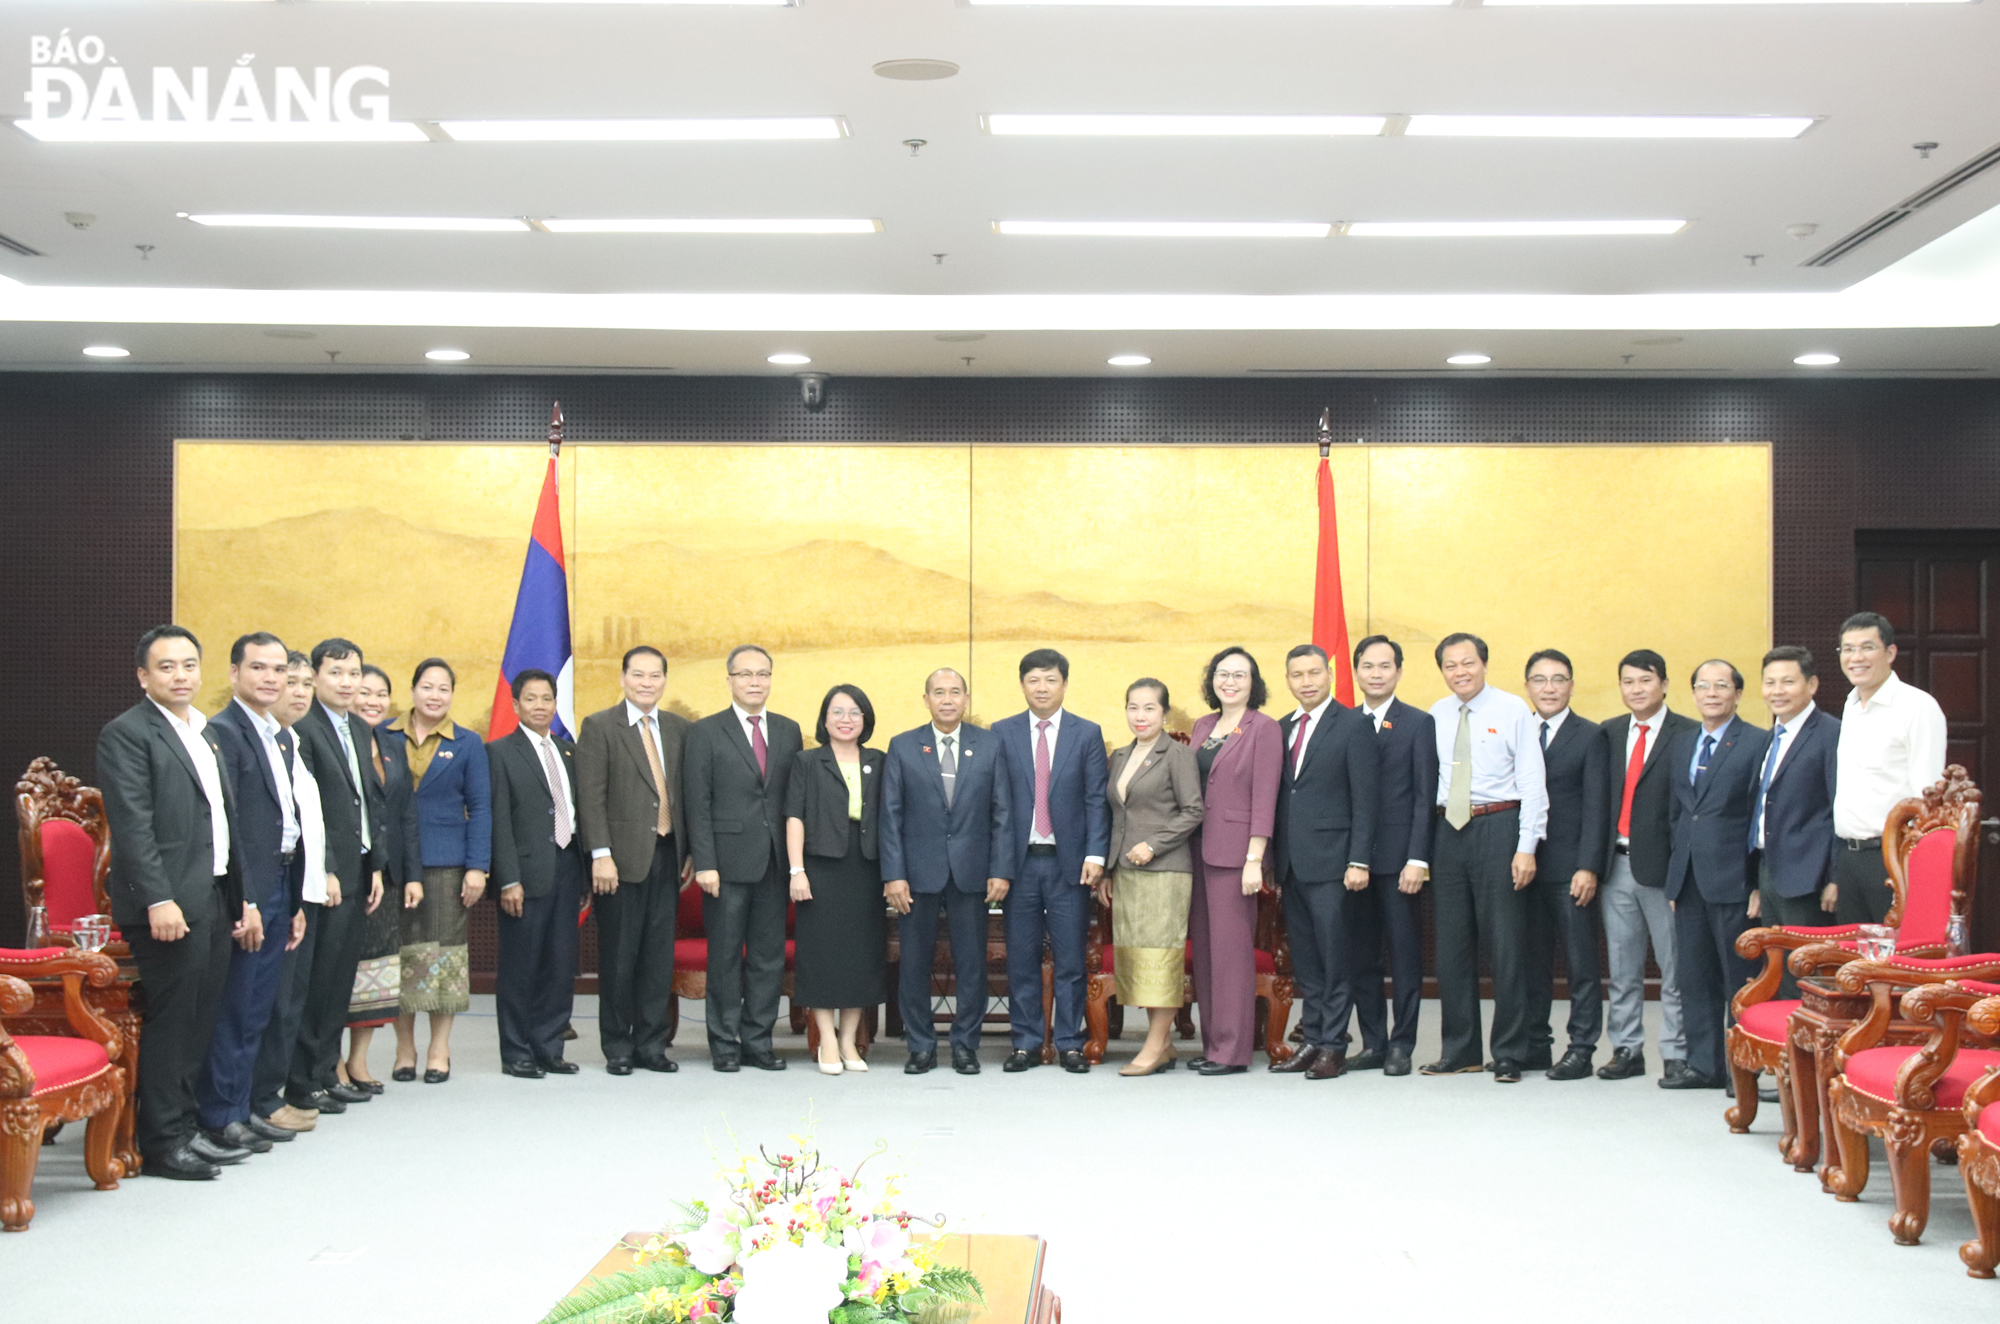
1187, 646, 1283, 1076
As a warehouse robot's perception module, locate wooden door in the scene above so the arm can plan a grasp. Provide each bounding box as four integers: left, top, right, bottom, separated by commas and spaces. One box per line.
1856, 533, 2000, 954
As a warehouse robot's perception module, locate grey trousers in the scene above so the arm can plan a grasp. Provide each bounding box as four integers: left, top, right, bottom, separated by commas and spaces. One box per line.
1600, 854, 1686, 1060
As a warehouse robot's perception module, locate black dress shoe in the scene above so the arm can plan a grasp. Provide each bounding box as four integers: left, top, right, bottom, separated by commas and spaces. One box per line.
905, 1051, 936, 1075
391, 1066, 417, 1083
1306, 1051, 1349, 1081
1347, 1049, 1387, 1072
293, 1090, 345, 1114
423, 1067, 450, 1085
563, 1022, 578, 1041
952, 1047, 981, 1075
1269, 1046, 1319, 1074
209, 1122, 273, 1154
744, 1053, 786, 1072
143, 1145, 219, 1181
711, 1048, 742, 1073
538, 1058, 581, 1075
245, 1115, 295, 1143
1659, 1069, 1725, 1090
641, 1055, 682, 1073
1662, 1057, 1691, 1083
1596, 1048, 1645, 1081
188, 1133, 252, 1166
328, 1082, 372, 1103
1546, 1048, 1595, 1081
1418, 1059, 1483, 1076
1003, 1050, 1037, 1073
1060, 1050, 1089, 1073
1384, 1045, 1413, 1077
1189, 1057, 1213, 1072
1491, 1060, 1523, 1084
1197, 1061, 1248, 1076
502, 1060, 546, 1079
605, 1058, 634, 1076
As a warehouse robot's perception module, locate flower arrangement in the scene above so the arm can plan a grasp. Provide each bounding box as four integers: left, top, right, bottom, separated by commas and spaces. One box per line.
542, 1132, 984, 1324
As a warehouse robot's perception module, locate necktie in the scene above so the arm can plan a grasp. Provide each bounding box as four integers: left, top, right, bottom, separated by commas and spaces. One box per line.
1751, 723, 1785, 850
539, 735, 573, 849
1290, 710, 1311, 776
1033, 719, 1054, 838
940, 734, 957, 808
1694, 733, 1716, 785
639, 716, 671, 836
1445, 705, 1473, 830
1617, 722, 1649, 839
1540, 720, 1551, 753
748, 714, 767, 779
335, 714, 370, 851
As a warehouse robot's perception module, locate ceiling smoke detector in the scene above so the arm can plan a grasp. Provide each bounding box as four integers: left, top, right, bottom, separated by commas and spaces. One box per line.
874, 59, 960, 81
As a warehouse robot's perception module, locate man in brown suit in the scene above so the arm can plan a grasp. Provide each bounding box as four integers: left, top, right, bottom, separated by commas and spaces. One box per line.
575, 645, 691, 1075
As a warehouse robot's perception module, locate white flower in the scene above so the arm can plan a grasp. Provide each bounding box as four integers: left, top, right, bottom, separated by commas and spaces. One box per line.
681, 1215, 739, 1276
844, 1218, 915, 1278
733, 1236, 851, 1324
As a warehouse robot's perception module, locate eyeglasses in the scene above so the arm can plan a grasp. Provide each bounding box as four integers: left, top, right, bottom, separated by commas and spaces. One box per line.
1526, 674, 1571, 687
1836, 643, 1883, 658
1692, 681, 1738, 693
728, 670, 774, 680
1212, 669, 1251, 682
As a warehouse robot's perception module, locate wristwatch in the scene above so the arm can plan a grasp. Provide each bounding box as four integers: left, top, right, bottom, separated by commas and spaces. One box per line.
789, 867, 806, 876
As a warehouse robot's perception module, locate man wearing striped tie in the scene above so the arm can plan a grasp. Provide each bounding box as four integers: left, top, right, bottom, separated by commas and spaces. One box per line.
487, 669, 583, 1078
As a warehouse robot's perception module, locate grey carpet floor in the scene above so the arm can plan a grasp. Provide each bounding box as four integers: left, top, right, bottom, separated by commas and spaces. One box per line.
4, 995, 1993, 1322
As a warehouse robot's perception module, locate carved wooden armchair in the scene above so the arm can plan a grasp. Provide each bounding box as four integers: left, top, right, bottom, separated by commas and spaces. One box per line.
1726, 766, 1978, 1160
16, 758, 119, 955
0, 947, 126, 1231
1956, 983, 2000, 1279
1821, 954, 2000, 1245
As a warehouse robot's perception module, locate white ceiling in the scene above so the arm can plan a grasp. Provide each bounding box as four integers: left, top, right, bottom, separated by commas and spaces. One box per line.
2, 0, 1999, 376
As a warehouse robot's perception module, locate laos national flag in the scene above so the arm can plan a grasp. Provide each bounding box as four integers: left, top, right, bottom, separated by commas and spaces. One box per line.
489, 412, 575, 740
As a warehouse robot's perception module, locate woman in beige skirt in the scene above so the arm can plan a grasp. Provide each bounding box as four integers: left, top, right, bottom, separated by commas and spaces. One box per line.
1100, 677, 1205, 1077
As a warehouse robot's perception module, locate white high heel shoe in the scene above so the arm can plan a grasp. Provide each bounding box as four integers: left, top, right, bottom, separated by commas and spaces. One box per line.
817, 1053, 844, 1076
841, 1054, 868, 1073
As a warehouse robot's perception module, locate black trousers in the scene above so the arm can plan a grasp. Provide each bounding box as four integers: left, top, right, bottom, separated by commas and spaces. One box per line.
1283, 869, 1360, 1051
1757, 857, 1828, 1001
898, 884, 989, 1054
595, 834, 679, 1063
287, 878, 366, 1100
1525, 867, 1605, 1055
125, 881, 232, 1159
496, 846, 583, 1066
1350, 872, 1424, 1052
1432, 808, 1531, 1068
1673, 888, 1757, 1081
1831, 842, 1894, 925
703, 859, 789, 1055
252, 896, 319, 1117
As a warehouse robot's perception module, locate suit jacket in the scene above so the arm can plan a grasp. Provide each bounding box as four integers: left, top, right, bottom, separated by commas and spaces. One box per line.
1537, 711, 1609, 885
98, 700, 243, 930
575, 703, 690, 882
1756, 705, 1841, 899
207, 700, 298, 911
783, 744, 884, 862
1599, 709, 1699, 887
683, 708, 803, 883
1106, 737, 1205, 875
879, 723, 1013, 894
1364, 697, 1437, 876
294, 701, 383, 890
1275, 702, 1379, 883
993, 709, 1111, 884
368, 722, 424, 886
1189, 710, 1283, 870
1667, 717, 1772, 905
380, 721, 492, 872
487, 729, 581, 898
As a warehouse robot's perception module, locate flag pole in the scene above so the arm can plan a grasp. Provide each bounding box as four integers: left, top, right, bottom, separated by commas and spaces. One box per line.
1311, 407, 1355, 704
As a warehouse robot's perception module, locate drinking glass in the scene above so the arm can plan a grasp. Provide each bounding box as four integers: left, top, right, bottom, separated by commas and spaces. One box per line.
1856, 923, 1896, 963
73, 914, 113, 953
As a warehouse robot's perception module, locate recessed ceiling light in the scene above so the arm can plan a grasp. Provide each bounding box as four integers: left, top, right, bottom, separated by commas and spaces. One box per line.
82, 345, 129, 358
996, 220, 1331, 238
1793, 352, 1841, 366
768, 352, 812, 365
1446, 353, 1492, 366
1108, 354, 1152, 366
540, 218, 880, 234
1406, 115, 1814, 139
185, 214, 532, 232
17, 121, 430, 144
425, 348, 471, 362
984, 113, 1387, 137
873, 59, 960, 81
434, 118, 848, 142
1347, 220, 1687, 237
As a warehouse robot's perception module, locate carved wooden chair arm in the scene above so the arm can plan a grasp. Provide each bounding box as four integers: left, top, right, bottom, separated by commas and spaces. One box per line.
0, 947, 122, 1055
1883, 984, 1979, 1111
1967, 990, 2000, 1039
1901, 980, 1991, 1024
1963, 1061, 2000, 1127
1834, 954, 2000, 995
1739, 924, 1860, 959
0, 973, 31, 1017
1788, 942, 1861, 978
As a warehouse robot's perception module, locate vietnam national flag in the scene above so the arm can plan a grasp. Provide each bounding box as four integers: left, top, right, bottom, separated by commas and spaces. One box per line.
488, 403, 576, 740
1313, 452, 1356, 706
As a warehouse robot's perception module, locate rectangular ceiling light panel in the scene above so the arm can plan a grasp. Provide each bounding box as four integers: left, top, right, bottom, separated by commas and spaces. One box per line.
435, 118, 846, 141
986, 113, 1387, 136
967, 1, 1450, 7
17, 120, 431, 143
540, 218, 880, 233
1406, 114, 1814, 138
185, 213, 531, 231
996, 220, 1332, 237
1347, 219, 1687, 236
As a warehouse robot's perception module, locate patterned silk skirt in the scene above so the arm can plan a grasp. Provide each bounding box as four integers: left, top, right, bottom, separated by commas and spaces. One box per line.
1111, 867, 1193, 1009
347, 883, 403, 1028
399, 865, 471, 1015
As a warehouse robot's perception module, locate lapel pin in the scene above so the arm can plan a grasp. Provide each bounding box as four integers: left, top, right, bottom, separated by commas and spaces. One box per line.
1382, 721, 1394, 730
922, 746, 932, 755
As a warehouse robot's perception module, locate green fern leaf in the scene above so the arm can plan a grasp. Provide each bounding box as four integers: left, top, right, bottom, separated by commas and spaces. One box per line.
915, 1265, 986, 1306
539, 1263, 700, 1323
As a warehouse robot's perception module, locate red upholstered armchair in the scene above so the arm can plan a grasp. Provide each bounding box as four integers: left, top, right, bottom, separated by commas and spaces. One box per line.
1823, 955, 2000, 1245
16, 758, 120, 955
665, 883, 802, 1044
0, 947, 126, 1232
1957, 984, 2000, 1279
1726, 766, 1978, 1160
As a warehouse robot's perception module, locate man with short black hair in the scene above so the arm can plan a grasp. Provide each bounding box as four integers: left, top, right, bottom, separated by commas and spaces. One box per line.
1831, 612, 1947, 924
1753, 646, 1840, 929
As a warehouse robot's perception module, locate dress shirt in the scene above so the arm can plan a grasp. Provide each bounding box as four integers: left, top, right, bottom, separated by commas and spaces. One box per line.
1286, 696, 1335, 778
321, 701, 371, 852
592, 699, 669, 859
1428, 683, 1549, 854
1835, 671, 1949, 840
1538, 706, 1571, 749
150, 698, 231, 881
932, 724, 963, 767
1754, 709, 1810, 850
522, 725, 576, 831
1019, 708, 1103, 864
235, 696, 299, 854
293, 737, 329, 904
1616, 705, 1670, 847
1362, 695, 1425, 871
387, 712, 455, 788
1688, 716, 1736, 783
732, 703, 770, 762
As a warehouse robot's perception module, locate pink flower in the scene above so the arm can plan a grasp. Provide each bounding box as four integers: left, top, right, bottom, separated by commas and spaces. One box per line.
843, 1218, 915, 1278
681, 1216, 739, 1276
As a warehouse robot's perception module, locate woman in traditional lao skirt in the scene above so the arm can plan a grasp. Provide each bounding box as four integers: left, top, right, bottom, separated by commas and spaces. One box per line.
339, 663, 420, 1092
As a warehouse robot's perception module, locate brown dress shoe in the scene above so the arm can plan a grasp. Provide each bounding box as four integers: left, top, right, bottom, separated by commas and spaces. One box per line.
1268, 1046, 1320, 1074
1306, 1051, 1349, 1080
262, 1105, 318, 1132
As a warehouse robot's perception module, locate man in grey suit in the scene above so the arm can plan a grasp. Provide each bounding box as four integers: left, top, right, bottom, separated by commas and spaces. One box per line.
683, 645, 803, 1072
575, 646, 691, 1075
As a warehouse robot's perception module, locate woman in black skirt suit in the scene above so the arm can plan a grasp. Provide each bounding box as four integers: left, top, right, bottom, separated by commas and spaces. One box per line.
784, 684, 887, 1076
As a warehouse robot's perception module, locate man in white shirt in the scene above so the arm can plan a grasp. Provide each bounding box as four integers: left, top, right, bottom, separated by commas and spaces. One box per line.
1420, 632, 1548, 1083
1831, 612, 1949, 924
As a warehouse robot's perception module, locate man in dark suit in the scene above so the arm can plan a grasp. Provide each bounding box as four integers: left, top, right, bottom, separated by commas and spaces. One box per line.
488, 668, 584, 1078
1596, 649, 1699, 1082
1346, 635, 1436, 1077
1269, 644, 1377, 1081
99, 625, 251, 1180
195, 633, 305, 1154
993, 649, 1110, 1074
1751, 646, 1840, 931
1521, 649, 1608, 1081
684, 645, 802, 1072
1666, 659, 1770, 1090
575, 645, 691, 1075
880, 667, 1014, 1076
282, 638, 386, 1116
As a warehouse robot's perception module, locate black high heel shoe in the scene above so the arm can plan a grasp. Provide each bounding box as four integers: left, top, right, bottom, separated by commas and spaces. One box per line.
391, 1066, 417, 1083
423, 1061, 451, 1084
